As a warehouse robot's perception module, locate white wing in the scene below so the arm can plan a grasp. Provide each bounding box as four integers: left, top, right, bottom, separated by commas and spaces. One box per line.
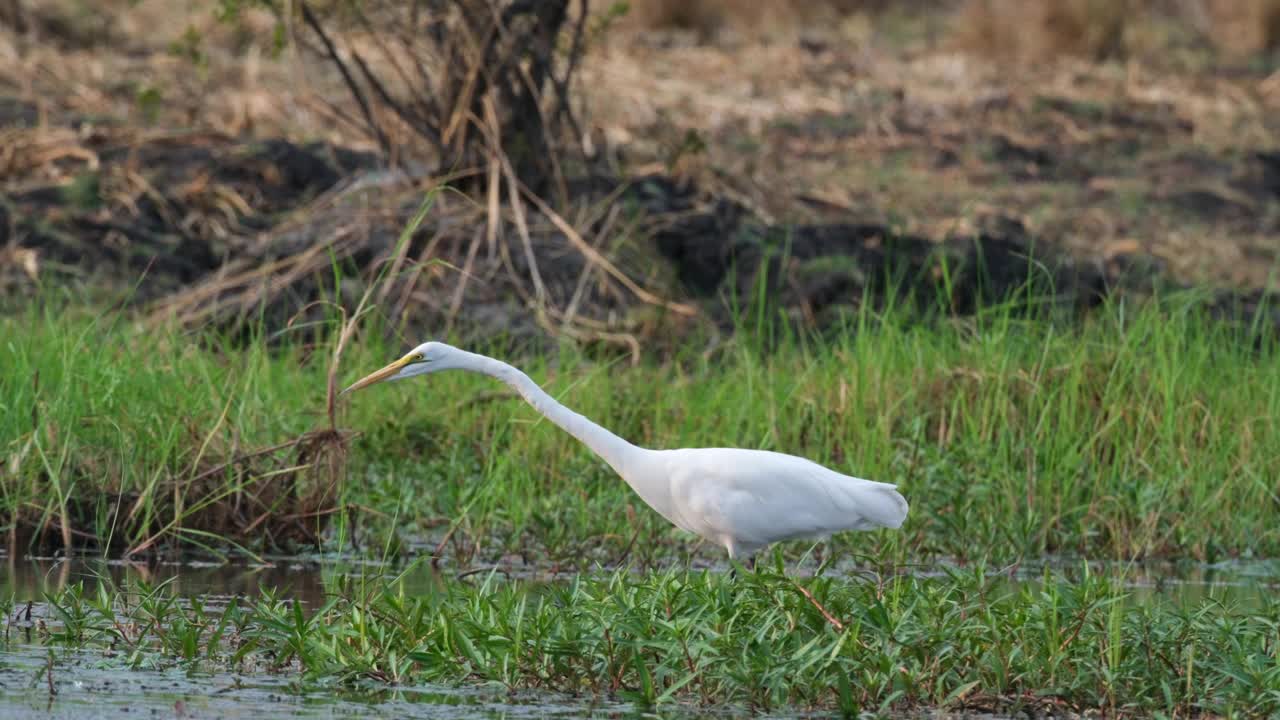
663, 448, 908, 554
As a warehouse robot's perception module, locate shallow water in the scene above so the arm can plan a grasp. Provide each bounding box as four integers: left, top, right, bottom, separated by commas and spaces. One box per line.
1, 551, 1275, 718
926, 556, 1280, 608
0, 644, 635, 720
3, 551, 1276, 607
0, 552, 445, 607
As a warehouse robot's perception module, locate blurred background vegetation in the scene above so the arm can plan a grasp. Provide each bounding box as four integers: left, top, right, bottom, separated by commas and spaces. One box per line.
0, 0, 1276, 348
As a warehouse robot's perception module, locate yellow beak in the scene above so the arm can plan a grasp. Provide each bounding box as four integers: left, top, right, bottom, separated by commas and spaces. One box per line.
340, 355, 414, 396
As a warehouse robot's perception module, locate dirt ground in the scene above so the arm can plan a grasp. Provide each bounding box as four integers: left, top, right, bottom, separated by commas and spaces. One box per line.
1, 1, 1278, 341
584, 3, 1280, 289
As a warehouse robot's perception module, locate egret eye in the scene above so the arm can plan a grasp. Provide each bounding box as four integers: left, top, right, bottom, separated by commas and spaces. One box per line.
413, 354, 426, 362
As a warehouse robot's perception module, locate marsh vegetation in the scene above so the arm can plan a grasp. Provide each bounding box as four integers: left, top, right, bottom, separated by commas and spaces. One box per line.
4, 295, 1280, 715
2, 0, 1279, 717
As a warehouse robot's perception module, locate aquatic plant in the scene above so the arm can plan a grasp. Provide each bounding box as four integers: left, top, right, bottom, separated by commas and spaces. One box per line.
8, 565, 1278, 716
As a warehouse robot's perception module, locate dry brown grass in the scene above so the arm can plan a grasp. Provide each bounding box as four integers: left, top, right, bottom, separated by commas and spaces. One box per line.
951, 0, 1151, 62
620, 0, 897, 40
952, 0, 1280, 63
1201, 0, 1280, 56
3, 0, 1279, 327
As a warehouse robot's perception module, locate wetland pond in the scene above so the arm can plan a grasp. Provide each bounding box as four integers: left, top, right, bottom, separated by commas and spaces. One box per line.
2, 553, 1277, 718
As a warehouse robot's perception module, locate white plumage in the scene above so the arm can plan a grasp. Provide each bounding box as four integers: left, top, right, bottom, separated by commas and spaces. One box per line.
661, 448, 908, 558
343, 342, 909, 560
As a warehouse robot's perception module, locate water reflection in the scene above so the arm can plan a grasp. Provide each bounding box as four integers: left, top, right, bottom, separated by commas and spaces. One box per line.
0, 645, 640, 720
1, 551, 1276, 608
0, 552, 446, 606
910, 556, 1279, 608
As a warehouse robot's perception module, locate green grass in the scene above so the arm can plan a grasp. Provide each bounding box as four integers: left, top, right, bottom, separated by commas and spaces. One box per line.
9, 564, 1279, 716
4, 294, 1280, 715
3, 294, 1280, 563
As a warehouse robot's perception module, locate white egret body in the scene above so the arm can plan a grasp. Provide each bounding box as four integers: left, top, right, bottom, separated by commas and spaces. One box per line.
343, 342, 909, 559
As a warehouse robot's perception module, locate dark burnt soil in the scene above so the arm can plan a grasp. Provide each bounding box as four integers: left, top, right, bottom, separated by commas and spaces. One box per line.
0, 104, 377, 300
2, 96, 1277, 347
644, 176, 1111, 313
638, 174, 1276, 334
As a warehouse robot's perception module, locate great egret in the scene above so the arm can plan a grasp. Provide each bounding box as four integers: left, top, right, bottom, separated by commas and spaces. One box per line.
342, 342, 909, 560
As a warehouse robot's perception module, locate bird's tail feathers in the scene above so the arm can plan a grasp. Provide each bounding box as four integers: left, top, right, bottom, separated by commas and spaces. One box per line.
857, 483, 909, 529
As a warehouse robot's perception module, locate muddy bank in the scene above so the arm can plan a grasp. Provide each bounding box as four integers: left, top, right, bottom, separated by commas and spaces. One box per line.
1, 106, 1276, 346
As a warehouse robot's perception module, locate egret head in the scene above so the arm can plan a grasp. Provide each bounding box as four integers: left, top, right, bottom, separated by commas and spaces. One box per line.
341, 341, 459, 395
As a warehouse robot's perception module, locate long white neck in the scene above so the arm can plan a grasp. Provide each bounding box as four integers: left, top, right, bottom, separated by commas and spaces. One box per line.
457, 351, 643, 475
